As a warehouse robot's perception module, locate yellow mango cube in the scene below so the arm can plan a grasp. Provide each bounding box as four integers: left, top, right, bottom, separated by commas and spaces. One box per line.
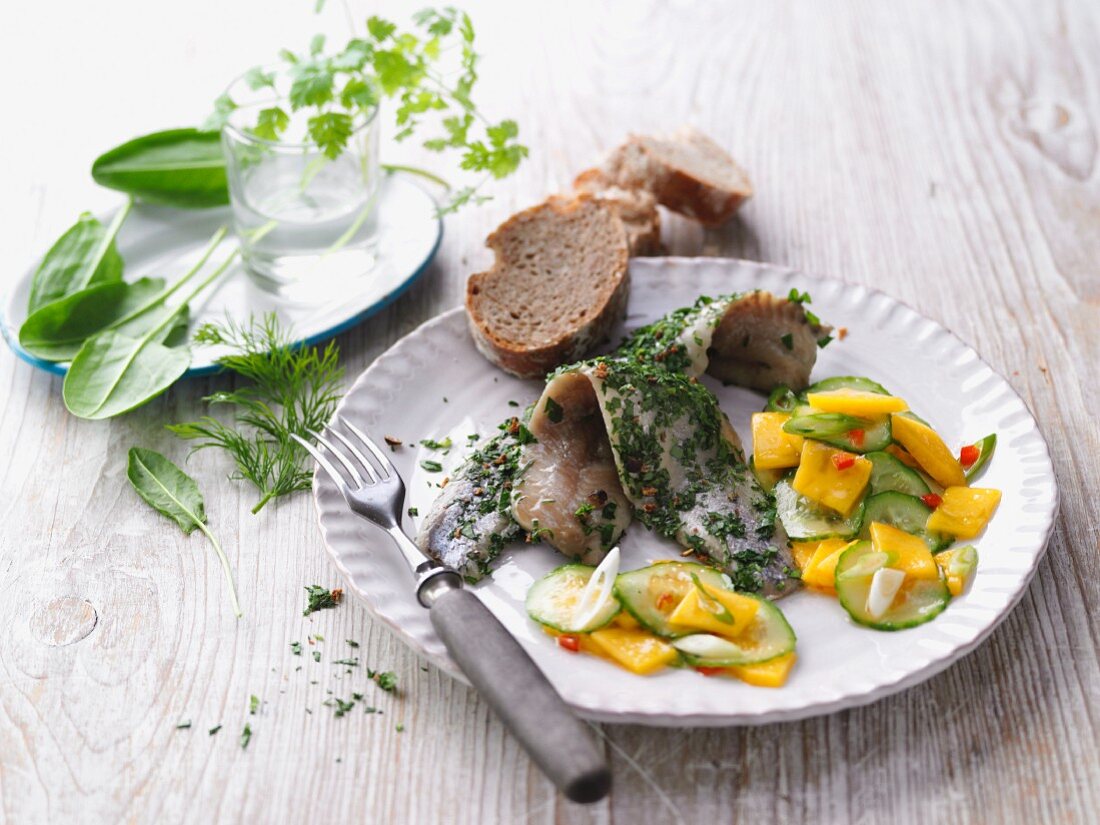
890, 414, 967, 489
730, 652, 797, 688
801, 538, 853, 590
869, 522, 939, 580
806, 389, 908, 415
668, 583, 760, 639
751, 412, 804, 469
587, 627, 680, 675
791, 440, 872, 515
935, 545, 978, 597
790, 540, 820, 571
926, 487, 1002, 539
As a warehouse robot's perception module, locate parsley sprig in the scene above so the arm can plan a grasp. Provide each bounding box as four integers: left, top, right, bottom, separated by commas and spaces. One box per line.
208, 7, 527, 214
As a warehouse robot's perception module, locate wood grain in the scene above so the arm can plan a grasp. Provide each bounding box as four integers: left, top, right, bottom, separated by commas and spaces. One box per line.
1, 0, 1098, 822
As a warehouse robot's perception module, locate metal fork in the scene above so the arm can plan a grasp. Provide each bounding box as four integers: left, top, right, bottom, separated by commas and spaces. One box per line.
294, 417, 610, 804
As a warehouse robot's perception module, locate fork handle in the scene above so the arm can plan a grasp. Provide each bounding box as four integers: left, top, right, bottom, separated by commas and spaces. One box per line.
428, 587, 611, 803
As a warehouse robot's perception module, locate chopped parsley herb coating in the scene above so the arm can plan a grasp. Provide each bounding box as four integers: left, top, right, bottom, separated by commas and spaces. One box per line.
615, 294, 734, 374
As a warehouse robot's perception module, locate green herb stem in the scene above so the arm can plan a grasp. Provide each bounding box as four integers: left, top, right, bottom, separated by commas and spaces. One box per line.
380, 164, 451, 190
194, 519, 242, 618
112, 224, 229, 332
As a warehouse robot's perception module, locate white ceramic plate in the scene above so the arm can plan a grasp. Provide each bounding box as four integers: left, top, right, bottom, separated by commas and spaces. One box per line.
1, 174, 441, 377
311, 258, 1058, 726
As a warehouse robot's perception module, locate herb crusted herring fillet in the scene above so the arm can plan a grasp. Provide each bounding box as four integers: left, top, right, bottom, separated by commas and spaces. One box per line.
518, 357, 796, 596
419, 291, 826, 593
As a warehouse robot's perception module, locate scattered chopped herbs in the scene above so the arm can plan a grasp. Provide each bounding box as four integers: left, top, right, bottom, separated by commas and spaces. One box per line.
346, 639, 359, 648
369, 669, 398, 692
364, 706, 380, 714
818, 335, 834, 349
419, 436, 453, 451
303, 585, 342, 616
324, 697, 357, 718
507, 400, 519, 407
396, 723, 405, 733
780, 333, 794, 351
249, 695, 260, 715
407, 507, 419, 517
240, 724, 252, 749
333, 658, 359, 667
176, 721, 192, 730
313, 634, 325, 642
313, 651, 322, 663
420, 460, 443, 473
290, 641, 302, 656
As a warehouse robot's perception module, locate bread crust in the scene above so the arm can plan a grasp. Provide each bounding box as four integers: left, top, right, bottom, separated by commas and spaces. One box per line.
466, 195, 630, 379
597, 130, 753, 227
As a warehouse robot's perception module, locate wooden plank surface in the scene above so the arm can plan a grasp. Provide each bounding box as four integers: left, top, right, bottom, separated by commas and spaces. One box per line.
1, 0, 1098, 822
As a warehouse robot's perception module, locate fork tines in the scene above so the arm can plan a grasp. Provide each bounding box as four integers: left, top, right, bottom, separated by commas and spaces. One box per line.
292, 416, 395, 490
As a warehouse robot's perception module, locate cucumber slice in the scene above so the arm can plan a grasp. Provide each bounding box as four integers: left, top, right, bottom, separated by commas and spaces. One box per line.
964, 433, 997, 480
774, 479, 864, 541
866, 451, 931, 497
783, 412, 891, 453
525, 564, 621, 633
858, 491, 951, 552
834, 541, 950, 630
613, 562, 732, 638
671, 596, 796, 665
805, 376, 891, 396
749, 456, 788, 493
766, 385, 799, 413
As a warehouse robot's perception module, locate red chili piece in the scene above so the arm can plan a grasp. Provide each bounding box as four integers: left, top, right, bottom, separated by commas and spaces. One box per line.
848, 429, 865, 448
959, 444, 980, 468
832, 452, 856, 471
557, 634, 581, 652
921, 493, 943, 509
695, 666, 726, 677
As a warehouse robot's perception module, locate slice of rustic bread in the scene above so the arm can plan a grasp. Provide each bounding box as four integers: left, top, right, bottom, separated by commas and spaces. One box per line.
573, 169, 663, 256
595, 127, 753, 227
466, 195, 630, 379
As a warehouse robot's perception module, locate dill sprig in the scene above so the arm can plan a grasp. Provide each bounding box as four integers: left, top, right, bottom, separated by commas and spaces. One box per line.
168, 314, 344, 513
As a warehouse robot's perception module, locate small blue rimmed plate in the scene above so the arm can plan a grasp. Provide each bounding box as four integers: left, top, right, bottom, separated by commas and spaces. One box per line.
1, 173, 442, 377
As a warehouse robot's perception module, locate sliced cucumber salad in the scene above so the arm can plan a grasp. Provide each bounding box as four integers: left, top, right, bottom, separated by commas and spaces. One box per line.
834, 541, 950, 631
671, 595, 795, 666
525, 564, 621, 633
859, 491, 951, 552
866, 451, 930, 497
613, 561, 731, 638
748, 369, 1001, 634
775, 479, 864, 541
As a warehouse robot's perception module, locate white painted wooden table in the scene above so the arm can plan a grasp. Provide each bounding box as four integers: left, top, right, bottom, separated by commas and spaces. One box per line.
2, 1, 1098, 822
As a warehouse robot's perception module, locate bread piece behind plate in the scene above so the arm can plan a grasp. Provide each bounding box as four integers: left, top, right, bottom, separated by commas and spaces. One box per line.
573, 169, 663, 256
466, 195, 630, 379
593, 127, 753, 227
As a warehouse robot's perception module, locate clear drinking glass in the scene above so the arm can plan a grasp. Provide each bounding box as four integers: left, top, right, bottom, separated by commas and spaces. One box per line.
221, 70, 381, 301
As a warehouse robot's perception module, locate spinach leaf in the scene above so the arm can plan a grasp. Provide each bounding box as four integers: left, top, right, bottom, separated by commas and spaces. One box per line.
18, 277, 165, 361
126, 447, 242, 617
64, 331, 193, 419
27, 202, 131, 313
92, 129, 229, 208
62, 227, 235, 420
